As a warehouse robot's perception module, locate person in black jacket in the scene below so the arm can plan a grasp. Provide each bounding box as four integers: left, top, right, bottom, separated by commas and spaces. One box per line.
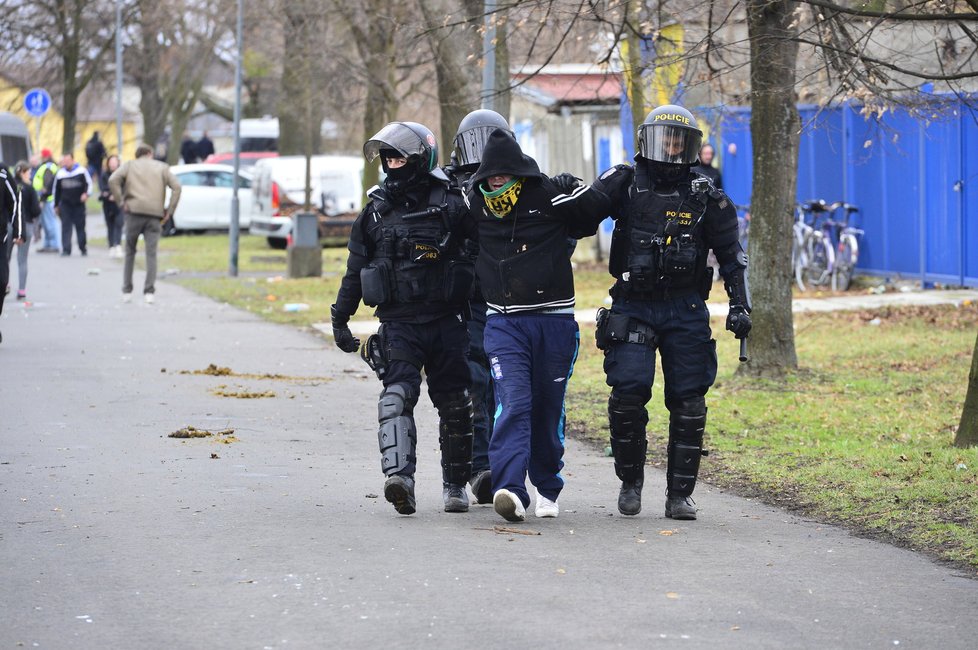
195, 132, 215, 162
465, 129, 606, 523
85, 132, 106, 189
330, 121, 478, 516
180, 134, 198, 165
99, 155, 123, 257
9, 161, 41, 300
1, 162, 22, 343
691, 143, 722, 190
569, 104, 751, 520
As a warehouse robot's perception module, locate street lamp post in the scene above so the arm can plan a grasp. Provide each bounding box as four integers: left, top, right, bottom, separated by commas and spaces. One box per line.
115, 0, 123, 155
229, 0, 243, 277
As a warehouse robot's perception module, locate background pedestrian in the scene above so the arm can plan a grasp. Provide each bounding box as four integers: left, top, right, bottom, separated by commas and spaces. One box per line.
9, 161, 40, 301
53, 152, 92, 256
109, 143, 181, 304
99, 155, 123, 257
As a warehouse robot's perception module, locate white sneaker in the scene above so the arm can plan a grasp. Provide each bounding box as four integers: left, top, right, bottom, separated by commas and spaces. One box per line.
493, 489, 526, 522
121, 292, 133, 303
144, 293, 155, 304
535, 494, 559, 518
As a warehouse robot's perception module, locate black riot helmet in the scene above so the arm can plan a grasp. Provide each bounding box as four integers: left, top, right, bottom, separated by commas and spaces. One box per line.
453, 109, 512, 168
364, 121, 440, 193
637, 105, 703, 165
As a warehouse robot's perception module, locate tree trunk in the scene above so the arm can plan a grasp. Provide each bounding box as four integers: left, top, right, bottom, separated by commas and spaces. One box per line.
624, 0, 647, 138
60, 24, 80, 154
954, 332, 978, 448
278, 2, 325, 157
741, 0, 800, 378
492, 6, 510, 120
421, 0, 481, 155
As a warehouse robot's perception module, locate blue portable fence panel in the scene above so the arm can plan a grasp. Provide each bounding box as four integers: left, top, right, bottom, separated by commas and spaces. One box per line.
713, 97, 977, 288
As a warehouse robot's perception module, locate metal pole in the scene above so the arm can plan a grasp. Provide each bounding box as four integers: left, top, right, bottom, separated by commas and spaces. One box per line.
480, 0, 497, 111
229, 0, 243, 277
115, 0, 123, 156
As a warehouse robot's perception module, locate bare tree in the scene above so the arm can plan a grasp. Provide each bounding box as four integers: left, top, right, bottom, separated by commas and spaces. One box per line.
954, 333, 978, 448
739, 0, 802, 377
419, 0, 484, 151
126, 0, 233, 162
1, 0, 122, 153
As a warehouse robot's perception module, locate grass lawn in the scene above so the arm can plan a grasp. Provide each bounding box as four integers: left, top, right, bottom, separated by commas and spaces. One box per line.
157, 233, 978, 570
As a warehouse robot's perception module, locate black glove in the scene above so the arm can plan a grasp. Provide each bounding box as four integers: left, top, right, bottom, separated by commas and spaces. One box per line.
726, 305, 752, 339
330, 304, 360, 353
550, 173, 582, 194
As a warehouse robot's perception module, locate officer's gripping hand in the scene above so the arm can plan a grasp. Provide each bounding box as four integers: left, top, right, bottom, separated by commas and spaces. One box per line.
726, 305, 752, 339
330, 304, 360, 353
550, 172, 582, 194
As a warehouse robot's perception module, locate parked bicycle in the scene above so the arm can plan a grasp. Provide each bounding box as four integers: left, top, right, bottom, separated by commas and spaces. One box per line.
794, 199, 835, 292
828, 202, 864, 292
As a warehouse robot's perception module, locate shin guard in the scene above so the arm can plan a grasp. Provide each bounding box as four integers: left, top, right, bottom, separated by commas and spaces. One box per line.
377, 384, 418, 476
608, 392, 649, 483
666, 403, 707, 497
435, 391, 474, 485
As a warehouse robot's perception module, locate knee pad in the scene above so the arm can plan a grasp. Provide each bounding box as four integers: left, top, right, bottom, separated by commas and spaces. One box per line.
608, 391, 649, 482
666, 404, 707, 497
433, 391, 474, 485
378, 384, 418, 477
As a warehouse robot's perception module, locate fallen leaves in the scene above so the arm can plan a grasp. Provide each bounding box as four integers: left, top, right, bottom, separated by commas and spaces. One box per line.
168, 426, 237, 446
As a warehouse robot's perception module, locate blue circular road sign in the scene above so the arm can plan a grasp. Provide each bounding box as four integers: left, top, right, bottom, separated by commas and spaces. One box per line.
24, 88, 52, 117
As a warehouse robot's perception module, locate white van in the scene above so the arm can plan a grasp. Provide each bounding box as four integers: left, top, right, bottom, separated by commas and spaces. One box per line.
249, 154, 363, 248
0, 112, 32, 166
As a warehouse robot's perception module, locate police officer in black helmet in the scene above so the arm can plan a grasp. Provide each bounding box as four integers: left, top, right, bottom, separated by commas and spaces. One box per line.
566, 104, 752, 519
446, 108, 512, 505
330, 121, 479, 516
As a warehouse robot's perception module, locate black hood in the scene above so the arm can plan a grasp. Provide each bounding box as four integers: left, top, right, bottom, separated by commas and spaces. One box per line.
470, 129, 545, 186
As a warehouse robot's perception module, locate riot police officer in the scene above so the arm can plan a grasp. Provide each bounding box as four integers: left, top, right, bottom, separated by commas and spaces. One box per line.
579, 105, 752, 519
330, 121, 479, 516
446, 109, 513, 505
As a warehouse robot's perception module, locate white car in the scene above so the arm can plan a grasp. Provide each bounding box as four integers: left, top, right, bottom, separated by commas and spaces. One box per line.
250, 155, 362, 248
164, 163, 255, 235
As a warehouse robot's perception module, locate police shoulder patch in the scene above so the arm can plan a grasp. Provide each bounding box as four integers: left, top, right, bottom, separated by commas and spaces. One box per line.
718, 198, 729, 209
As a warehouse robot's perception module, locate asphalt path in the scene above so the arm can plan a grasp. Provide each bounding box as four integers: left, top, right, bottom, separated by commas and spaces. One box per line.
3, 233, 977, 649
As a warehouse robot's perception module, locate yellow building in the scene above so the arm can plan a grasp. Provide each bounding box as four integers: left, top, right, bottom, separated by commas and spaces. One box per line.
0, 74, 139, 163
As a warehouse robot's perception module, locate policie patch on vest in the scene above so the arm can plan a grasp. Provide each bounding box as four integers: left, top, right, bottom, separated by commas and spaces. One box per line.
718, 198, 729, 209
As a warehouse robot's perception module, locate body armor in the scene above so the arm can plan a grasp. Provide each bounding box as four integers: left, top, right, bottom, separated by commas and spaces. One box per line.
360, 184, 474, 308
609, 171, 710, 296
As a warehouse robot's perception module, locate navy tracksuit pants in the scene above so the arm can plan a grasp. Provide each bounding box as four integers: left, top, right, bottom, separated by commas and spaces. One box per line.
484, 312, 579, 507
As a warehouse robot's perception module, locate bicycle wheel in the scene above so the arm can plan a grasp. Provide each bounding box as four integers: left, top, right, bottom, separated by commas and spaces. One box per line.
832, 233, 859, 291
803, 232, 833, 289
793, 226, 809, 291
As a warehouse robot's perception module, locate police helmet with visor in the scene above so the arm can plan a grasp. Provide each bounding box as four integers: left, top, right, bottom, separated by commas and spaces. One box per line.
363, 121, 439, 174
637, 105, 703, 165
453, 109, 512, 168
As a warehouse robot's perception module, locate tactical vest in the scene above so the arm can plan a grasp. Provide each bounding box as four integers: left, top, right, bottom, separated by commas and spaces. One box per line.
609, 171, 710, 295
360, 183, 474, 308
32, 161, 58, 203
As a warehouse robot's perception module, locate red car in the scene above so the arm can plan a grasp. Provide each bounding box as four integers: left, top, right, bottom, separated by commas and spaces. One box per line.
204, 151, 278, 168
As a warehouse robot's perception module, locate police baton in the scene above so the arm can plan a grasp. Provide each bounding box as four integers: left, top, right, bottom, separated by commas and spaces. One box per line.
738, 335, 749, 363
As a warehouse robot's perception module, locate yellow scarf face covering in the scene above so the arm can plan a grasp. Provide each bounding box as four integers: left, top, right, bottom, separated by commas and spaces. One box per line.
481, 178, 523, 218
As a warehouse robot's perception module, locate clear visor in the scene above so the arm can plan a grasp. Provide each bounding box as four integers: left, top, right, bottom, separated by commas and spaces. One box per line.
454, 126, 501, 167
638, 124, 702, 165
363, 123, 426, 162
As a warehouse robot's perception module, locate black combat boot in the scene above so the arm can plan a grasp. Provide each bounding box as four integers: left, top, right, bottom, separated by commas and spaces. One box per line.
469, 469, 493, 505
665, 495, 697, 520
618, 477, 644, 516
384, 474, 416, 515
443, 483, 469, 513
